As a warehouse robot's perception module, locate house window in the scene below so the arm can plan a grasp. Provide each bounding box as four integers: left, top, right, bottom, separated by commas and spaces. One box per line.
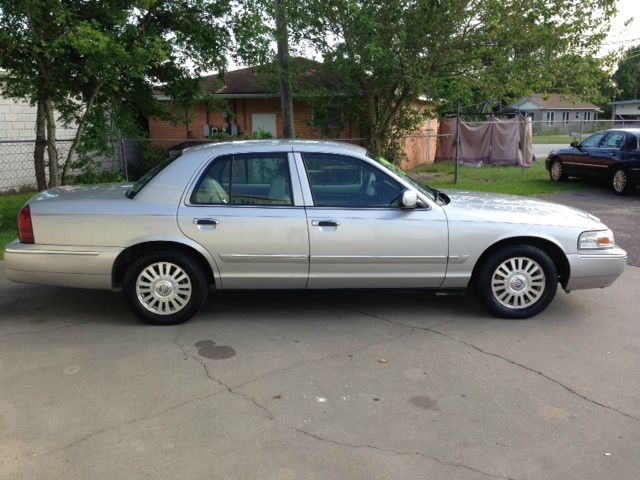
585, 112, 591, 122
312, 106, 344, 129
561, 112, 570, 125
546, 111, 555, 125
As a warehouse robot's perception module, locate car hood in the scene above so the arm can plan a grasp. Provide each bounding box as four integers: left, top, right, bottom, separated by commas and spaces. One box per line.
441, 190, 602, 228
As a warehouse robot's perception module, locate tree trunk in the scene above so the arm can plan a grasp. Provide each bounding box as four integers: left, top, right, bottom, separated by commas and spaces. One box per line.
366, 92, 381, 155
275, 0, 295, 138
33, 96, 47, 191
44, 98, 59, 187
61, 83, 102, 184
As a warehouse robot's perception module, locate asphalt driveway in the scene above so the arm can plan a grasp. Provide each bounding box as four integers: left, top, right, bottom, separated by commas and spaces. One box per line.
1, 189, 639, 480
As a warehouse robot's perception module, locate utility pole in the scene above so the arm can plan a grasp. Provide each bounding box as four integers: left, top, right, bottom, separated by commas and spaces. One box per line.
455, 101, 460, 184
275, 0, 295, 138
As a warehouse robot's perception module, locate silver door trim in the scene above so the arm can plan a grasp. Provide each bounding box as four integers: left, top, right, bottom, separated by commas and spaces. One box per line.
310, 255, 448, 264
219, 254, 309, 263
563, 162, 608, 168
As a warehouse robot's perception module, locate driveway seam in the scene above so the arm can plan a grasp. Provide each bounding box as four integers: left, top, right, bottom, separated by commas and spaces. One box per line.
349, 308, 640, 423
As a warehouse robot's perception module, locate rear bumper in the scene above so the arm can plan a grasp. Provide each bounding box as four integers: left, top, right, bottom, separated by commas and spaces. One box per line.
565, 247, 627, 291
4, 240, 122, 290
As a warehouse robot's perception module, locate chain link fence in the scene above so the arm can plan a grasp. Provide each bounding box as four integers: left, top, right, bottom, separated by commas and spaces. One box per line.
2, 119, 638, 194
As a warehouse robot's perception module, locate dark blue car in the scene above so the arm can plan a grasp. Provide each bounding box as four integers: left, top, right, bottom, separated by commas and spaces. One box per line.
545, 128, 640, 195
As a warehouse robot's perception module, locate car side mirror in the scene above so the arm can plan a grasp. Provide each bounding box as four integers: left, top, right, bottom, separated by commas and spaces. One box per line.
401, 190, 418, 209
570, 140, 580, 148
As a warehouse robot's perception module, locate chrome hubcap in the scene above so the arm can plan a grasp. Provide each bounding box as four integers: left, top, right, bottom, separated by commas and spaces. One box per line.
136, 262, 192, 315
551, 162, 562, 180
613, 170, 626, 192
491, 257, 546, 310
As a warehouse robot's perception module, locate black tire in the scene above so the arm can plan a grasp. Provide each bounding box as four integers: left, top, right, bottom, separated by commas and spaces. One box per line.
549, 159, 568, 182
611, 167, 632, 195
123, 251, 208, 325
473, 245, 558, 319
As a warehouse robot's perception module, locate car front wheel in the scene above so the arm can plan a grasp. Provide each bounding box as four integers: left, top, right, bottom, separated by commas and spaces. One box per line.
612, 167, 632, 195
549, 159, 567, 182
474, 245, 558, 319
123, 251, 208, 325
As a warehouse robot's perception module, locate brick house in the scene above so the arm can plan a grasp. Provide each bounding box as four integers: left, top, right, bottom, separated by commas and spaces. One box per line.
148, 64, 437, 168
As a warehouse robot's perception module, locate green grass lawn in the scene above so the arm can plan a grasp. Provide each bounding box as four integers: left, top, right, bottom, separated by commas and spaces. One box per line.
0, 192, 34, 260
410, 160, 593, 196
531, 134, 574, 144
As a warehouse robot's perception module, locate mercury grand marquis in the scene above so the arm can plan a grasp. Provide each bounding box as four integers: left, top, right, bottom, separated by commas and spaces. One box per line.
4, 140, 627, 324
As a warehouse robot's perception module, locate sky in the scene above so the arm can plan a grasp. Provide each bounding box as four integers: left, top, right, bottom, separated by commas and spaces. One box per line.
600, 0, 640, 55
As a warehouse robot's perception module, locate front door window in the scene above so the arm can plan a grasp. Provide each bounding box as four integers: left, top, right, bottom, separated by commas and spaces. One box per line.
302, 153, 404, 207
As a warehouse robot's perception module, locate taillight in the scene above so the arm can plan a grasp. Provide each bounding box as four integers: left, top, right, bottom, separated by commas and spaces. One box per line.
18, 204, 34, 244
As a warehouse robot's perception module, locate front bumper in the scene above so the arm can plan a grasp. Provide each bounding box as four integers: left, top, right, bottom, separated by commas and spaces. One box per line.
565, 246, 627, 291
4, 240, 123, 290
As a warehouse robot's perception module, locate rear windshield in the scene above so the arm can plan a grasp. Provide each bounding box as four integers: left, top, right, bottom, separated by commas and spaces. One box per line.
126, 157, 177, 199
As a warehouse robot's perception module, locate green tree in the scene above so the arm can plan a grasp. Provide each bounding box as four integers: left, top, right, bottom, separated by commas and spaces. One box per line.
285, 0, 617, 158
614, 45, 640, 101
0, 0, 263, 189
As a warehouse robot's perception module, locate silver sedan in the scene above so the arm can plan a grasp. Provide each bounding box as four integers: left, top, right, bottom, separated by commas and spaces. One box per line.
4, 140, 627, 324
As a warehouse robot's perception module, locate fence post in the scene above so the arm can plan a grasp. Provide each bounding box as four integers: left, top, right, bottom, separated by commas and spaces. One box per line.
121, 138, 129, 181
455, 102, 460, 184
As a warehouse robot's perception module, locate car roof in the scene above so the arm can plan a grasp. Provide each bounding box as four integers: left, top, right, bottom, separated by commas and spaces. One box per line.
610, 128, 640, 135
183, 139, 368, 156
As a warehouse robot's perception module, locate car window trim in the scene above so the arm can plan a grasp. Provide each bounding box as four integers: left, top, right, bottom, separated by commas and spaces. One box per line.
296, 151, 431, 210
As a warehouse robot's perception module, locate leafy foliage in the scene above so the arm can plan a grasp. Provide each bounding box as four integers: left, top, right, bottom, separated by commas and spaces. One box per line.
0, 0, 266, 186
284, 0, 617, 158
614, 46, 640, 101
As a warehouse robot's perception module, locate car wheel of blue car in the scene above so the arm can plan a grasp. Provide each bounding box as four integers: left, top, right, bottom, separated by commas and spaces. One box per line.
612, 167, 632, 195
549, 159, 567, 182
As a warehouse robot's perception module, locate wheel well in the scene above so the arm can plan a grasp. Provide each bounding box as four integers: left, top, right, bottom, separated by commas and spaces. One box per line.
470, 237, 570, 289
112, 241, 215, 289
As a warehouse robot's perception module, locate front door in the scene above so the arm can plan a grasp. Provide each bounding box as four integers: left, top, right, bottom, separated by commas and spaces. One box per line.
178, 152, 309, 289
297, 152, 448, 289
561, 131, 606, 177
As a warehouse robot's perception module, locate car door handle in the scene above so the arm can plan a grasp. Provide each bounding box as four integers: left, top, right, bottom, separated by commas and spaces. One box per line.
311, 219, 340, 227
609, 153, 616, 157
193, 218, 220, 226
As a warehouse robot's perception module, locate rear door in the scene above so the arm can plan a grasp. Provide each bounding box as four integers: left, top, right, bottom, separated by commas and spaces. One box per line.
588, 131, 626, 179
297, 152, 448, 289
178, 151, 309, 289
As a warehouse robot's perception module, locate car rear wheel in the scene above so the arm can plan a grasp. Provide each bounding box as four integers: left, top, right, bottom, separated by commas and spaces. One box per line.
549, 159, 567, 182
123, 251, 208, 325
474, 245, 558, 319
612, 167, 632, 195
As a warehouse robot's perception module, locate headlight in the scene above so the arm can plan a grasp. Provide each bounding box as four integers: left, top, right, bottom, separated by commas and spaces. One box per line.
578, 229, 614, 250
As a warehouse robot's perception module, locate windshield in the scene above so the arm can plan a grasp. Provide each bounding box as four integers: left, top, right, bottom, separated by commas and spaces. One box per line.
126, 156, 178, 199
367, 152, 436, 201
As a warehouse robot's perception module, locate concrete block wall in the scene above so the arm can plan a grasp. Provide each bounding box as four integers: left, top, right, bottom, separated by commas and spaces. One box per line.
0, 96, 78, 192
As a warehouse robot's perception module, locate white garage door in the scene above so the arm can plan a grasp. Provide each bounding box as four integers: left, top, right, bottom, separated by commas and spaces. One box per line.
251, 113, 277, 138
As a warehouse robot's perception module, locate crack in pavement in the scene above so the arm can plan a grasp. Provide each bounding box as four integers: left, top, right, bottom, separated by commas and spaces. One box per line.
349, 308, 640, 423
0, 320, 95, 339
234, 327, 411, 390
292, 427, 515, 480
11, 389, 228, 463
174, 327, 274, 420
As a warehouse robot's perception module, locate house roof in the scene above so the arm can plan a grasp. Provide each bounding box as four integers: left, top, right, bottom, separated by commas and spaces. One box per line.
609, 99, 640, 105
510, 93, 602, 111
198, 58, 328, 98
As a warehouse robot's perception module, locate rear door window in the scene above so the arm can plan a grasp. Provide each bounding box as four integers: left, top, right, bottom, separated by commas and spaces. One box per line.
191, 153, 293, 206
